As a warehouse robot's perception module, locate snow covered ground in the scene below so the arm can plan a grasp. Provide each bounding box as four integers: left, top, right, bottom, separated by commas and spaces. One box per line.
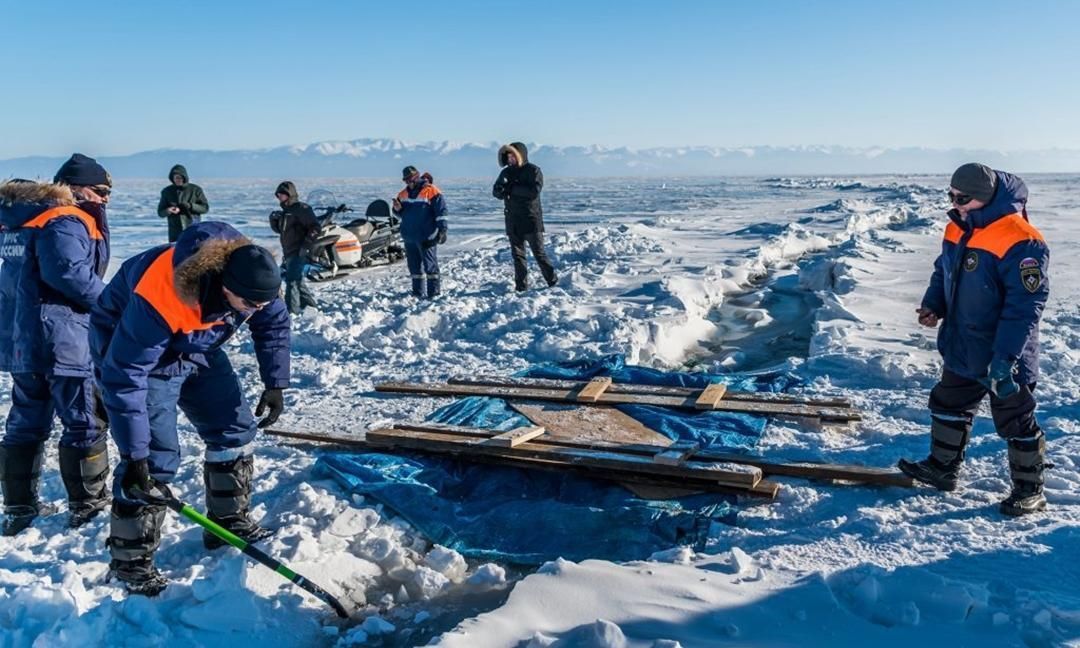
1, 174, 1077, 647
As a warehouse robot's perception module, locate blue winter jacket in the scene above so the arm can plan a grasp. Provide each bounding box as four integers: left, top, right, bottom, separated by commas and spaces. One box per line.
0, 181, 109, 376
921, 171, 1049, 384
90, 221, 290, 461
394, 179, 448, 244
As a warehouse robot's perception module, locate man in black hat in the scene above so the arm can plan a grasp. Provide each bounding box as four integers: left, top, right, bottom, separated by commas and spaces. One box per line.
90, 221, 290, 595
392, 166, 448, 298
269, 181, 319, 315
0, 154, 113, 536
900, 163, 1051, 516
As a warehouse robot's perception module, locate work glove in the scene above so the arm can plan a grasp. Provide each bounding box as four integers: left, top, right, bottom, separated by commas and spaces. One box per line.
981, 357, 1019, 399
121, 457, 152, 498
256, 388, 285, 428
436, 228, 447, 245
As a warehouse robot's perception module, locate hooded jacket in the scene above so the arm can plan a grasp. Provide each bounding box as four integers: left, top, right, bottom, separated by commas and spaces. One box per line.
921, 171, 1049, 383
493, 142, 544, 237
394, 176, 447, 244
0, 180, 110, 375
90, 221, 290, 461
157, 164, 209, 220
269, 181, 320, 258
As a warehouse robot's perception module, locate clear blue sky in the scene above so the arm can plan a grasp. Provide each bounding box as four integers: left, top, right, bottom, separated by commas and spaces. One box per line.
1, 0, 1077, 158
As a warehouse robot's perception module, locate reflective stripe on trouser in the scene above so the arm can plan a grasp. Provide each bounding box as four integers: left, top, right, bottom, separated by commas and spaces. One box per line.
930, 415, 971, 465
927, 370, 986, 466
404, 241, 440, 297
108, 502, 166, 564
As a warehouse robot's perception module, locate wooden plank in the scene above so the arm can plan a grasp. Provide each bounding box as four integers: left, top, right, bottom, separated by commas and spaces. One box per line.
365, 427, 762, 489
509, 402, 672, 446
695, 383, 727, 409
450, 375, 853, 409
487, 425, 545, 448
386, 423, 912, 488
375, 381, 861, 422
576, 377, 612, 402
653, 442, 700, 466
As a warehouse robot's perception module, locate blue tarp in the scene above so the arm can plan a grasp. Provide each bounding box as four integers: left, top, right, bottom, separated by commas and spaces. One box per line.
315, 355, 800, 565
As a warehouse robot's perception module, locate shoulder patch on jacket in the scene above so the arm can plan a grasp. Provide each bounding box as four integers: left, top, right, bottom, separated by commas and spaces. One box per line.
1019, 257, 1043, 293
963, 251, 978, 272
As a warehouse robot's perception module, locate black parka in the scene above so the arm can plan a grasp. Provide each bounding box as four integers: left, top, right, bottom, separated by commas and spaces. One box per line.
493, 142, 544, 237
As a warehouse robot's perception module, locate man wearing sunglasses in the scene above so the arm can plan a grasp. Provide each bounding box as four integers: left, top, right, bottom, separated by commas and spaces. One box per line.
900, 163, 1050, 517
0, 154, 113, 536
89, 221, 290, 594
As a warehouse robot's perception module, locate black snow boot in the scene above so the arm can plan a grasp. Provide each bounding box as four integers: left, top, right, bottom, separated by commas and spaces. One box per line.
1000, 433, 1048, 517
203, 455, 272, 550
59, 438, 111, 528
1, 442, 53, 536
897, 456, 960, 492
108, 501, 168, 596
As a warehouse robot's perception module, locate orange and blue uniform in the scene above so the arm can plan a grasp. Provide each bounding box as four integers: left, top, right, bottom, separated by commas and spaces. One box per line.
394, 178, 448, 298
0, 182, 109, 450
90, 222, 289, 488
921, 171, 1049, 384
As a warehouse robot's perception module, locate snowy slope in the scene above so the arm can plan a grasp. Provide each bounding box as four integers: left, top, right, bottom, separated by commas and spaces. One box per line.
1, 175, 1077, 647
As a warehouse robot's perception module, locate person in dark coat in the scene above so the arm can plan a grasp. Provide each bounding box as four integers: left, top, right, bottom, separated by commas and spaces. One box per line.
90, 221, 290, 595
392, 166, 447, 298
269, 181, 319, 315
0, 154, 113, 536
899, 163, 1050, 516
492, 142, 557, 291
157, 164, 209, 243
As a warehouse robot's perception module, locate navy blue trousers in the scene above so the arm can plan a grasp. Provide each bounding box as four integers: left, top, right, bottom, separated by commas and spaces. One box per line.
111, 350, 257, 505
3, 372, 105, 449
404, 241, 440, 298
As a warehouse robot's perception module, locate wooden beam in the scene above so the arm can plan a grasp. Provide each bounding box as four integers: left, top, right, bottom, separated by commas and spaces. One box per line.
365, 427, 763, 490
576, 377, 612, 402
487, 426, 545, 448
374, 381, 860, 423
449, 375, 853, 409
695, 383, 727, 409
385, 423, 912, 488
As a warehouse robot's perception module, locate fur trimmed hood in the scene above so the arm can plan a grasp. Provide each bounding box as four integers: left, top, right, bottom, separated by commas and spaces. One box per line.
168, 221, 252, 306
0, 181, 76, 208
498, 142, 528, 167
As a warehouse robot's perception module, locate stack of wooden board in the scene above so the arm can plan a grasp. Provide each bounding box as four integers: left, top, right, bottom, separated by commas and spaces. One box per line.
374, 376, 860, 424
267, 423, 914, 501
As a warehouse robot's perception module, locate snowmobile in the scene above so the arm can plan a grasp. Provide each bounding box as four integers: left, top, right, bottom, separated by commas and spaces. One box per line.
303, 190, 405, 282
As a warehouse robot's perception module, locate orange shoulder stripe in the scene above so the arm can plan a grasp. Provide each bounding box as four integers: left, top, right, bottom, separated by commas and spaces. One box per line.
133, 248, 220, 334
967, 213, 1045, 259
944, 221, 963, 244
21, 206, 104, 240
419, 185, 440, 199
396, 188, 409, 200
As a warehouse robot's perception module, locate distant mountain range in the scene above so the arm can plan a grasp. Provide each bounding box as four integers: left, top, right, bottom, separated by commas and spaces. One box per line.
3, 139, 1079, 178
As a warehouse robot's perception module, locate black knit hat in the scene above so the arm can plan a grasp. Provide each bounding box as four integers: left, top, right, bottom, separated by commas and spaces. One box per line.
950, 163, 997, 203
54, 153, 111, 187
221, 245, 281, 304
401, 165, 419, 181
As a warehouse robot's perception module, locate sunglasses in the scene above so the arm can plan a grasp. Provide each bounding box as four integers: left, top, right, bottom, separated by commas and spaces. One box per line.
90, 185, 112, 198
241, 297, 271, 310
946, 191, 973, 206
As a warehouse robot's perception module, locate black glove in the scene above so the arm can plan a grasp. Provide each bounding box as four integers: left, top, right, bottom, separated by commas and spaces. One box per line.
422, 239, 436, 249
256, 388, 284, 428
436, 228, 447, 245
121, 458, 152, 498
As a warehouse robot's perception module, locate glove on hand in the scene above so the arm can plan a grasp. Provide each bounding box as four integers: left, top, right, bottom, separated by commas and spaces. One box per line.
436, 228, 447, 245
256, 388, 285, 428
982, 357, 1019, 399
